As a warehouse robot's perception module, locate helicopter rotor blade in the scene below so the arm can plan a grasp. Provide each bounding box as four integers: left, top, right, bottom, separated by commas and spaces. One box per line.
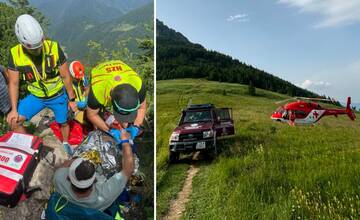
275, 97, 335, 104
297, 97, 335, 102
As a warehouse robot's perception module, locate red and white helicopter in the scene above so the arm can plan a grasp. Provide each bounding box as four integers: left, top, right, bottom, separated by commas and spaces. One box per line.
271, 97, 356, 126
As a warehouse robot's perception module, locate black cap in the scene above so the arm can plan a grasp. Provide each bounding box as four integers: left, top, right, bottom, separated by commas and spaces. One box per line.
111, 84, 140, 123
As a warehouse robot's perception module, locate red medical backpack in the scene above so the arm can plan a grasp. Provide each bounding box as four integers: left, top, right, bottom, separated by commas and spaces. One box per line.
0, 132, 43, 207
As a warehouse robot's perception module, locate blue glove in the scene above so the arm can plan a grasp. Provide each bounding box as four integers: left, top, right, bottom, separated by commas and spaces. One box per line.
126, 126, 140, 140
77, 100, 87, 109
108, 128, 122, 144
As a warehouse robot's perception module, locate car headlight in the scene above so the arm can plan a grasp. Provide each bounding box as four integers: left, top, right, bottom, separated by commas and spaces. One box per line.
203, 130, 214, 138
169, 132, 180, 142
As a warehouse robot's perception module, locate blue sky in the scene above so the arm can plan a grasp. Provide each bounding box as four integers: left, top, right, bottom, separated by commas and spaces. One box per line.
157, 0, 360, 103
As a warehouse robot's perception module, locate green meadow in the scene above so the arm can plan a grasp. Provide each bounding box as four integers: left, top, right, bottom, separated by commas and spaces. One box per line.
157, 79, 360, 219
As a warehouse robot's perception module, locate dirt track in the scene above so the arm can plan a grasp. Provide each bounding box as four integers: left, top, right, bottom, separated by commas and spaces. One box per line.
162, 165, 199, 220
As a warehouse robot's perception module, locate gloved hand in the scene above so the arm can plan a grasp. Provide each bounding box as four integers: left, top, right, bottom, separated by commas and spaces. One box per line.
77, 100, 87, 109
108, 128, 122, 144
126, 125, 140, 140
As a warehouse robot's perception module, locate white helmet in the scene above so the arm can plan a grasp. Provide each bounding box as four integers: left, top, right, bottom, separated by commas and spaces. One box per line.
15, 14, 44, 49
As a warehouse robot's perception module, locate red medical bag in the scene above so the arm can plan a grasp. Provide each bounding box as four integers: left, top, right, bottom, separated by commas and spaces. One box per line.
0, 132, 43, 207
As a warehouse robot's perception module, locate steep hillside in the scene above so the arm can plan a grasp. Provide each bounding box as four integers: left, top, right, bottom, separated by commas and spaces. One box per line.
157, 20, 320, 98
30, 0, 121, 24
29, 0, 151, 15
25, 0, 153, 63
156, 20, 192, 45
61, 2, 153, 63
157, 79, 360, 219
28, 0, 152, 28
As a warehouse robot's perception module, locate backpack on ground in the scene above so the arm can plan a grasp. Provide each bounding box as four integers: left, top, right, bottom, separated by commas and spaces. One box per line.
0, 132, 43, 207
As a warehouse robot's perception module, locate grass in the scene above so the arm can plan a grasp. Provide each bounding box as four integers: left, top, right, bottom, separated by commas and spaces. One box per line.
156, 164, 189, 217
156, 79, 360, 219
137, 130, 155, 219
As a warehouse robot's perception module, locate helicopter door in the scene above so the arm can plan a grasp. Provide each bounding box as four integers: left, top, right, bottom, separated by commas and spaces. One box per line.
214, 108, 235, 139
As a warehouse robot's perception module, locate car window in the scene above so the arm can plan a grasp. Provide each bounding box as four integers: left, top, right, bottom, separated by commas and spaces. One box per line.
183, 110, 212, 123
217, 109, 231, 120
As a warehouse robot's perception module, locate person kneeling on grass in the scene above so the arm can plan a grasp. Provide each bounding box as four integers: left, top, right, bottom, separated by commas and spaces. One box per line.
45, 130, 134, 219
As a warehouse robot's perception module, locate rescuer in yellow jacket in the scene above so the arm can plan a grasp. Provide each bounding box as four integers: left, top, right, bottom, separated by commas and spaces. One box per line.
86, 60, 146, 143
6, 14, 77, 156
69, 60, 90, 124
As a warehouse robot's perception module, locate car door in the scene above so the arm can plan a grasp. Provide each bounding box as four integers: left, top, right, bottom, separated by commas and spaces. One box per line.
214, 108, 235, 139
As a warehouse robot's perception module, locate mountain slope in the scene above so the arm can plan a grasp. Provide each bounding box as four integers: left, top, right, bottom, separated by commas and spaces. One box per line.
156, 79, 360, 219
100, 0, 152, 13
157, 20, 319, 98
26, 0, 153, 64
64, 2, 153, 62
29, 0, 153, 25
29, 0, 151, 15
29, 0, 152, 38
30, 0, 122, 32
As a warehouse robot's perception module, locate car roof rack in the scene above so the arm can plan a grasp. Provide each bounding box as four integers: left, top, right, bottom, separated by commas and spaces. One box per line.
187, 103, 215, 110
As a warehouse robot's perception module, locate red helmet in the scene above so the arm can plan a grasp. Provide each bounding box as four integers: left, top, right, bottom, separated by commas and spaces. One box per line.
69, 61, 85, 80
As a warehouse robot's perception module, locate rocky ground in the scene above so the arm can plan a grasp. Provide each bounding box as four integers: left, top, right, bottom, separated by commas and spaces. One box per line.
0, 109, 154, 219
0, 109, 70, 220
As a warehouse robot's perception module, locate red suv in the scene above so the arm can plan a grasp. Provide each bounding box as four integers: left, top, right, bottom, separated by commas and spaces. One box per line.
169, 104, 235, 163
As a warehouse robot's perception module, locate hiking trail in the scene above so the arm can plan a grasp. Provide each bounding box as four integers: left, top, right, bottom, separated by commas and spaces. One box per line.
162, 164, 199, 220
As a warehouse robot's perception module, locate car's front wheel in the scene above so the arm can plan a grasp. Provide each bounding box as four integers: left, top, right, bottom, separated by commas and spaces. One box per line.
169, 151, 180, 164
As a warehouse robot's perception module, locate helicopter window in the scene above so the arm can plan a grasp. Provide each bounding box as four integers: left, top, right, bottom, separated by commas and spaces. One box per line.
282, 110, 289, 119
295, 110, 307, 116
276, 107, 285, 114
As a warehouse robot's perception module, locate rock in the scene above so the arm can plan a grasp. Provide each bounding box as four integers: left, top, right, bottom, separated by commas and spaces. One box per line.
38, 128, 53, 138
42, 134, 67, 166
29, 159, 55, 200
